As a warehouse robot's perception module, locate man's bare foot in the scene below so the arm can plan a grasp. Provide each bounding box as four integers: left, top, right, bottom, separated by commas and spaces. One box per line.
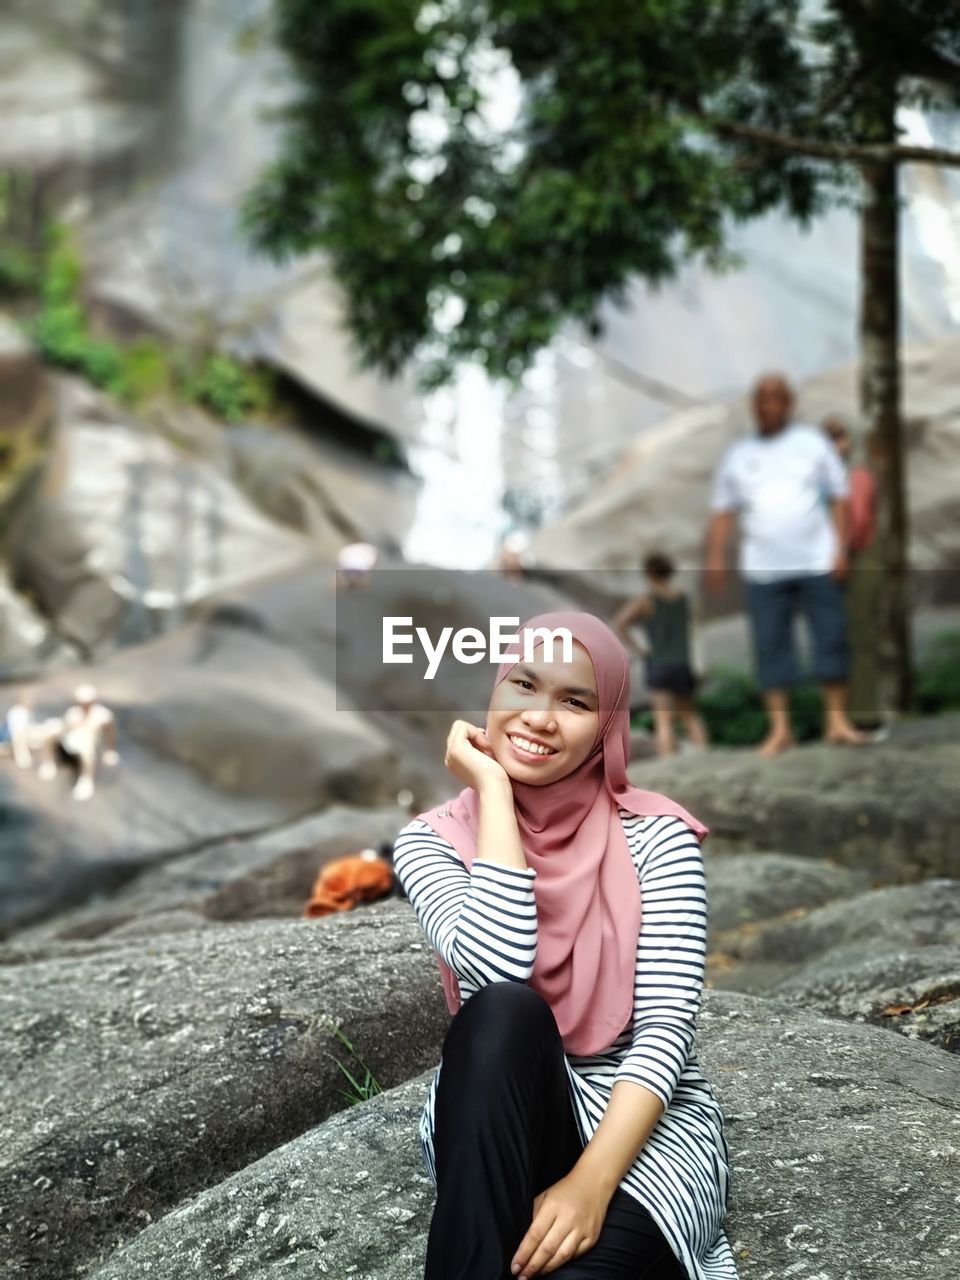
757, 733, 795, 757
824, 724, 875, 746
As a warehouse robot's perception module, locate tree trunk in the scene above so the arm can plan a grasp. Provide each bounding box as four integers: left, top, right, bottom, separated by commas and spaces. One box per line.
859, 107, 913, 715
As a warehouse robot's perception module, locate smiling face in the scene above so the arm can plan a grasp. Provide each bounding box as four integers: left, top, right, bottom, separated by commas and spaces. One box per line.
486, 640, 601, 786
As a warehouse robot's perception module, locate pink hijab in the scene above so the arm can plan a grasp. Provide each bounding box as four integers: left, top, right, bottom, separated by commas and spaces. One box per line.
417, 610, 708, 1056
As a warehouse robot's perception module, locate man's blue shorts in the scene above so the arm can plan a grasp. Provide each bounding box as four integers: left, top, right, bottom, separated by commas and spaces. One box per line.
744, 572, 849, 690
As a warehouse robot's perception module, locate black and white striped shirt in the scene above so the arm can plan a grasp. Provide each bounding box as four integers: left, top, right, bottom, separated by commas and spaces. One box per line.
393, 810, 738, 1280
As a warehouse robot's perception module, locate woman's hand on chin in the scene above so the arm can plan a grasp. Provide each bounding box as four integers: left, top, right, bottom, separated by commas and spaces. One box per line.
444, 720, 510, 792
510, 1168, 609, 1277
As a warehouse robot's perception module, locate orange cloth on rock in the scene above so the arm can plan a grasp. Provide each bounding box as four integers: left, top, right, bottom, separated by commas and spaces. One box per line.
304, 852, 395, 917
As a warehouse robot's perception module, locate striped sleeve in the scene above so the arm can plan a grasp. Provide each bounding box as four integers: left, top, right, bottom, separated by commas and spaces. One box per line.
614, 815, 707, 1109
392, 818, 538, 999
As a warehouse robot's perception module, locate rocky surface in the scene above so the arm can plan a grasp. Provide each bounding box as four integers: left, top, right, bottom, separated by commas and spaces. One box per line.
4, 379, 313, 655
770, 943, 960, 1055
704, 850, 873, 935
2, 803, 406, 947
81, 990, 960, 1280
0, 901, 449, 1280
717, 880, 960, 967
0, 620, 399, 937
629, 720, 960, 879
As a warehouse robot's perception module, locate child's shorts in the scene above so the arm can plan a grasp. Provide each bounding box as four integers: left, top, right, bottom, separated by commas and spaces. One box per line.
646, 661, 698, 697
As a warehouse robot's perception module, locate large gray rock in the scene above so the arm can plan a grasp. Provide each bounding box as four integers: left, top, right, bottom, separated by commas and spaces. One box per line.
0, 621, 397, 937
0, 902, 449, 1280
82, 990, 960, 1280
725, 880, 960, 965
226, 421, 417, 548
707, 879, 960, 996
5, 380, 312, 654
629, 722, 960, 879
770, 943, 960, 1055
704, 851, 873, 935
0, 568, 77, 679
2, 803, 406, 948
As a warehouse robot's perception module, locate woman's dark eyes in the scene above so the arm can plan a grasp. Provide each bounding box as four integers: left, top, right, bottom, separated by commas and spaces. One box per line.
513, 679, 589, 710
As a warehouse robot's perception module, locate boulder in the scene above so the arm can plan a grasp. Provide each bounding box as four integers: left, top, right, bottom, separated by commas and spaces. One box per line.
2, 803, 407, 947
707, 879, 960, 996
629, 720, 960, 879
5, 379, 312, 655
82, 990, 960, 1280
226, 421, 417, 549
0, 902, 449, 1280
0, 622, 397, 937
722, 880, 960, 965
0, 568, 77, 680
770, 942, 960, 1055
704, 851, 873, 935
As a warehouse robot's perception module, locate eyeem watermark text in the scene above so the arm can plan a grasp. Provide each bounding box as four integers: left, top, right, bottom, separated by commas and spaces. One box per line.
383, 617, 574, 680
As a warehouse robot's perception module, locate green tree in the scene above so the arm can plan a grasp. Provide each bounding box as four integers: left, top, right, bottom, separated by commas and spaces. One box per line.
245, 0, 960, 712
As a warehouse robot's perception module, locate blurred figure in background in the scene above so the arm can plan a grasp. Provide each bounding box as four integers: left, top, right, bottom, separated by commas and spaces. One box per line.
706, 373, 869, 754
336, 541, 379, 588
495, 529, 534, 581
39, 684, 119, 801
823, 417, 882, 727
1, 691, 65, 772
2, 690, 37, 769
614, 552, 708, 756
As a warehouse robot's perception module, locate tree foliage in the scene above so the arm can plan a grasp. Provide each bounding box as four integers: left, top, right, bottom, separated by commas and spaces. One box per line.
244, 0, 960, 385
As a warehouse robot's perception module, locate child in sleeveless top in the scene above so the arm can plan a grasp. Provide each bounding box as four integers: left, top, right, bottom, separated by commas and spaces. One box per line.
614, 552, 709, 757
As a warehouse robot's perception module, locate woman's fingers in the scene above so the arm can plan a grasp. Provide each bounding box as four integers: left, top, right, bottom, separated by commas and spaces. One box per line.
540, 1228, 584, 1275
511, 1205, 554, 1277
516, 1217, 578, 1278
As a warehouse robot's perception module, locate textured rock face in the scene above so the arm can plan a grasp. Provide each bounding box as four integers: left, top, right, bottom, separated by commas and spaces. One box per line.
3, 804, 406, 947
80, 991, 960, 1280
770, 943, 960, 1055
0, 903, 449, 1280
628, 722, 960, 879
0, 621, 398, 936
720, 881, 960, 967
704, 851, 873, 935
5, 383, 312, 654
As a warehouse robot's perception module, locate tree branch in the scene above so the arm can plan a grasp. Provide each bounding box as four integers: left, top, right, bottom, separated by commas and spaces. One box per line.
700, 115, 960, 168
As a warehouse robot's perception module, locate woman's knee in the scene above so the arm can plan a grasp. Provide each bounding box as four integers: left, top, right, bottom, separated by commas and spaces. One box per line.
444, 981, 556, 1060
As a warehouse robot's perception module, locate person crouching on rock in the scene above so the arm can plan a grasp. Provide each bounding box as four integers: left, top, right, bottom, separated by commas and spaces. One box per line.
392, 611, 738, 1280
38, 684, 119, 802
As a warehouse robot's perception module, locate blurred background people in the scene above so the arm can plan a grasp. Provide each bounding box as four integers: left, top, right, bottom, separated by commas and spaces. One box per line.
614, 552, 708, 757
706, 373, 869, 754
336, 541, 379, 589
823, 417, 883, 727
38, 684, 119, 802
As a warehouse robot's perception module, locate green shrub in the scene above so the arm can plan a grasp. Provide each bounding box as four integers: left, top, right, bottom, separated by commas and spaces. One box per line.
916, 631, 960, 715
120, 339, 174, 403
32, 301, 124, 393
186, 353, 271, 422
0, 242, 37, 295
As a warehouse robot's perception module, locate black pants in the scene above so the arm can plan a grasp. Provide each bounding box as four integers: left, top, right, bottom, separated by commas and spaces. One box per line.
426, 982, 688, 1280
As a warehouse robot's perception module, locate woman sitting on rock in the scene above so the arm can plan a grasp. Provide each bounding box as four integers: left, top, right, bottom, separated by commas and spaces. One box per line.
393, 612, 738, 1280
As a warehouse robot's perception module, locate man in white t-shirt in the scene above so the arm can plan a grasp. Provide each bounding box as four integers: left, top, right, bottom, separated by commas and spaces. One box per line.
705, 373, 869, 755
